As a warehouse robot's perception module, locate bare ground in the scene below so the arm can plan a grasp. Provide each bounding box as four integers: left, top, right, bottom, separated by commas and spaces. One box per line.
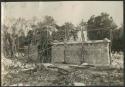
1, 53, 124, 86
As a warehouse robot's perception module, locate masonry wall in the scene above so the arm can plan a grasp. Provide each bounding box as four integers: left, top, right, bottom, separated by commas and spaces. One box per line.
51, 40, 110, 66
83, 41, 110, 66
51, 43, 65, 63
65, 43, 82, 64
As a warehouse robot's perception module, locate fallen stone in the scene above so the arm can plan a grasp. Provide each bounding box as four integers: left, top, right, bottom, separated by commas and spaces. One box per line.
74, 82, 86, 86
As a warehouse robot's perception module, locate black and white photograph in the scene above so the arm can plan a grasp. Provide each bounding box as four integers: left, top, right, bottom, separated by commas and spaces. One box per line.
1, 1, 124, 86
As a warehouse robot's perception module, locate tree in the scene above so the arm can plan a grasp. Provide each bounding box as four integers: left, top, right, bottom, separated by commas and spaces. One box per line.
2, 25, 11, 57
18, 29, 26, 47
63, 22, 75, 41
112, 25, 124, 51
11, 18, 28, 57
52, 22, 77, 42
33, 16, 56, 63
87, 12, 117, 40
26, 30, 33, 45
43, 15, 56, 26
52, 25, 65, 42
36, 16, 56, 44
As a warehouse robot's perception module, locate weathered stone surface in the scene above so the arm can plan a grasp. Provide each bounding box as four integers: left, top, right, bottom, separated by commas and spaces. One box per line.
65, 43, 82, 64
83, 42, 110, 66
52, 44, 65, 63
51, 40, 110, 66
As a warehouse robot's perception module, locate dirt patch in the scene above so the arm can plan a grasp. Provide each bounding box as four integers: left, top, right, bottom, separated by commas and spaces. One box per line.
1, 53, 124, 86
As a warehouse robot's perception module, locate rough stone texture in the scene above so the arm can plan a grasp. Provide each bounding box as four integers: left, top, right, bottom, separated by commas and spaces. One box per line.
51, 44, 65, 63
51, 40, 110, 66
65, 43, 82, 64
83, 41, 110, 66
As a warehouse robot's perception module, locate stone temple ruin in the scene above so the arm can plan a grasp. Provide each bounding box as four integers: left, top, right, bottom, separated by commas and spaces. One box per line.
51, 39, 111, 66
27, 27, 111, 66
51, 27, 111, 66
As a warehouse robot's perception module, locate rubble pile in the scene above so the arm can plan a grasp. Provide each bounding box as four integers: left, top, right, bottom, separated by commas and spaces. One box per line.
69, 67, 124, 86
1, 52, 124, 86
2, 62, 59, 86
111, 52, 124, 68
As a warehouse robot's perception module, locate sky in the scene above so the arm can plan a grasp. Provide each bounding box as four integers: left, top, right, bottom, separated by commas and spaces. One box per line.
1, 1, 123, 27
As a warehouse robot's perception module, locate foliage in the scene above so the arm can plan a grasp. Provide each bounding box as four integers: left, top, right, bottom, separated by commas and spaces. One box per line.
87, 12, 123, 51
87, 12, 117, 40
52, 22, 78, 41
42, 15, 56, 26
112, 25, 124, 51
2, 13, 123, 59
